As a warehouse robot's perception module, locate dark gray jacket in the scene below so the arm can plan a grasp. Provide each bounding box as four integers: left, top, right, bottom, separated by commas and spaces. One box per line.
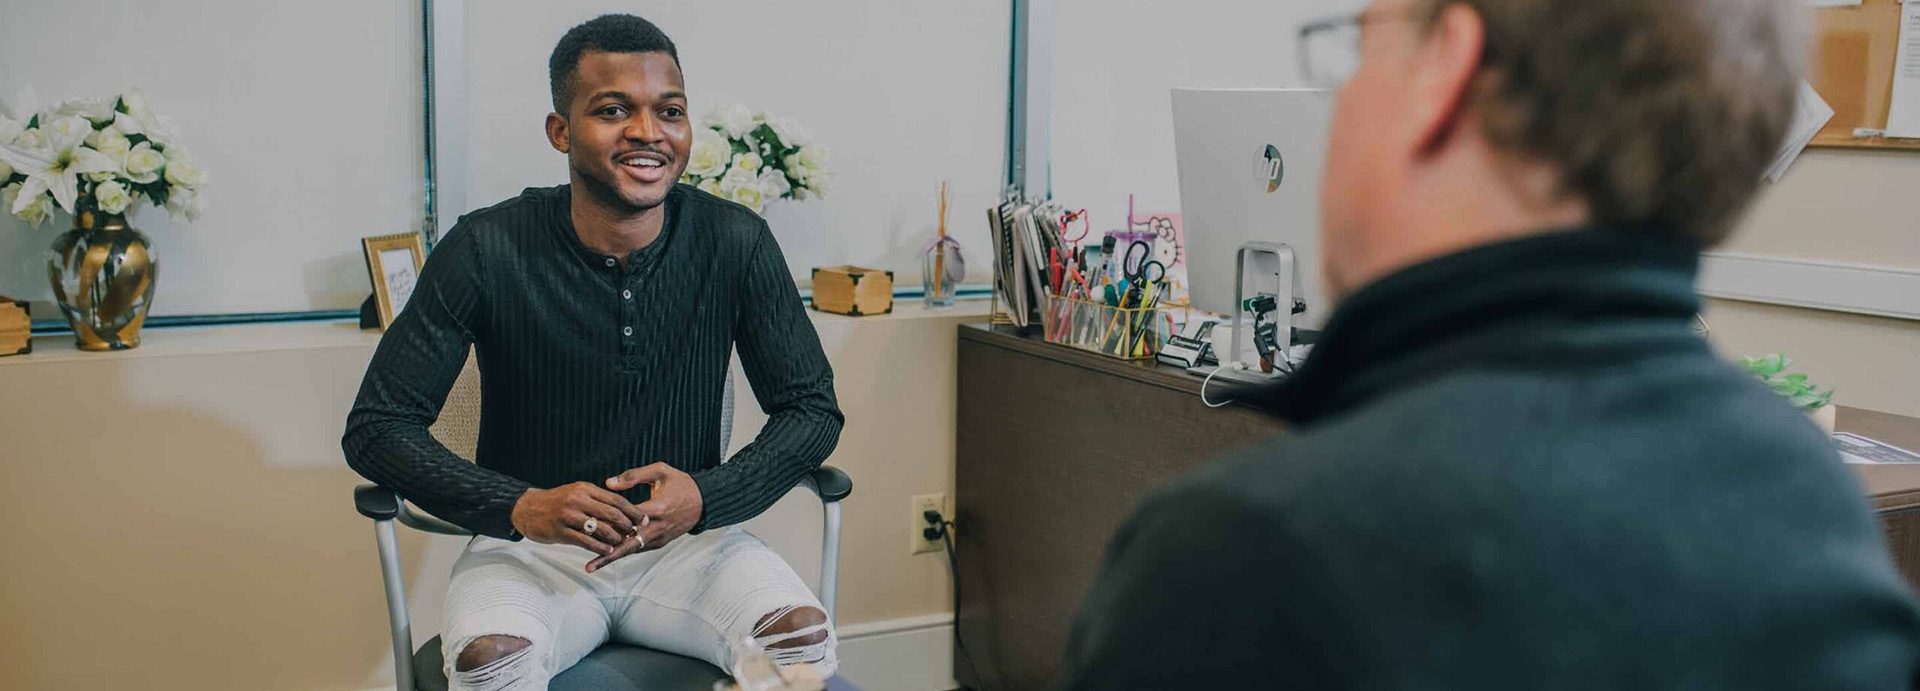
1060, 228, 1920, 690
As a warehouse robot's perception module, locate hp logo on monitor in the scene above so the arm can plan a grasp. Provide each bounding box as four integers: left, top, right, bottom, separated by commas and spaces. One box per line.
1255, 144, 1284, 193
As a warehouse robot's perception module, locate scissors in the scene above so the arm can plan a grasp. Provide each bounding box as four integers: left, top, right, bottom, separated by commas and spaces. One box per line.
1120, 241, 1166, 307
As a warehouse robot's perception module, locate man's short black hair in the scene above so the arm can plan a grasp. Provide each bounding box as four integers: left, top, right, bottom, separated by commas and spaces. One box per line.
548, 14, 680, 113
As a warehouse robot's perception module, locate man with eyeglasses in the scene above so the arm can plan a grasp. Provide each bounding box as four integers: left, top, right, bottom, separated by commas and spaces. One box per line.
1059, 0, 1920, 688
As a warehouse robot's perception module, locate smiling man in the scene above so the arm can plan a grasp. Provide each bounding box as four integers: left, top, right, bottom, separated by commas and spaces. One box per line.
342, 14, 843, 688
1059, 0, 1920, 688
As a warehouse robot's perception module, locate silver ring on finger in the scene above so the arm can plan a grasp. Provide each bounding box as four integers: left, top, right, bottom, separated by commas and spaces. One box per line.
582, 516, 599, 535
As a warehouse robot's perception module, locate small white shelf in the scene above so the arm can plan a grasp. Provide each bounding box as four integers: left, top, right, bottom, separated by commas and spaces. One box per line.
3, 298, 992, 367
4, 320, 381, 367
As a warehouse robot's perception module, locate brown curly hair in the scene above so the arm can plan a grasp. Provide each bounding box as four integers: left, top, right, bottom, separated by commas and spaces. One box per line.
1415, 0, 1805, 246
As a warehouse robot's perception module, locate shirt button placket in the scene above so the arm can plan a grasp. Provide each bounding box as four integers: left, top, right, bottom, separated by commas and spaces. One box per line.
609, 256, 633, 358
621, 265, 638, 359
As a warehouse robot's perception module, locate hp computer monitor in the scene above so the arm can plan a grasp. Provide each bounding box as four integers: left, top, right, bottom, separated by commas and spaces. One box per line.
1172, 88, 1333, 327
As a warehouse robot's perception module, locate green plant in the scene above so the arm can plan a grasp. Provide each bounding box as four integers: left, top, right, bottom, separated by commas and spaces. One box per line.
1742, 354, 1833, 410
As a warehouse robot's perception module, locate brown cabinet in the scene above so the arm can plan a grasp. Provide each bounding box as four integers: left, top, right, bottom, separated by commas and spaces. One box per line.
954, 323, 1920, 690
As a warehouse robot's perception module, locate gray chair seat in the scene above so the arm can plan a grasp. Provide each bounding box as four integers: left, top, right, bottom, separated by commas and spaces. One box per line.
411, 634, 726, 691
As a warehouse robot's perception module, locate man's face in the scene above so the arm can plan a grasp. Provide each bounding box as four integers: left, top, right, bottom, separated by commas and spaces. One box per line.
549, 51, 692, 214
1320, 0, 1422, 297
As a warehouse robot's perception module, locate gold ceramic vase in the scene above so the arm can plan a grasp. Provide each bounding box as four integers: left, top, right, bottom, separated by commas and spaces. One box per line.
48, 205, 157, 351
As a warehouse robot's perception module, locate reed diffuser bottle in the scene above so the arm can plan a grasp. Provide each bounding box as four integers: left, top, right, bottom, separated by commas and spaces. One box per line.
922, 180, 965, 307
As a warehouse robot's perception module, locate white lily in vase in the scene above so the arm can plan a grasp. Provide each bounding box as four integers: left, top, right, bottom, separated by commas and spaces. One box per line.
0, 114, 119, 217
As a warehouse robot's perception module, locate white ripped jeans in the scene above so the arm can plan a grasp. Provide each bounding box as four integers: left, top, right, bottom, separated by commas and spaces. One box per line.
441, 526, 835, 690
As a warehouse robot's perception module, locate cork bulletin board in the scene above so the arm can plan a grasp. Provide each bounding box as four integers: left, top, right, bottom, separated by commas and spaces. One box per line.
1810, 0, 1920, 150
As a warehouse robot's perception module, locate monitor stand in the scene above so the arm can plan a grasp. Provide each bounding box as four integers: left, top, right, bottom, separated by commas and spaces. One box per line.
1194, 241, 1302, 386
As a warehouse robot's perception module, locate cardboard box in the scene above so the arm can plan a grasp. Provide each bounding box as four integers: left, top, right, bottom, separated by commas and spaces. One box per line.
810, 266, 893, 317
0, 297, 29, 357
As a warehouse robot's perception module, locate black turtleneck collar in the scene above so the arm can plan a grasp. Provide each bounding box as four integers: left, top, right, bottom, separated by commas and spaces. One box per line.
1247, 226, 1710, 424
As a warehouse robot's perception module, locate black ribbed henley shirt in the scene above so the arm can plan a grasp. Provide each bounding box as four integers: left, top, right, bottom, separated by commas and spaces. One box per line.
342, 183, 843, 539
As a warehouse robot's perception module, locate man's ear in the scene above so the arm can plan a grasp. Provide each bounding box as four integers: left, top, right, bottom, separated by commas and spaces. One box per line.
546, 112, 570, 154
1409, 3, 1486, 155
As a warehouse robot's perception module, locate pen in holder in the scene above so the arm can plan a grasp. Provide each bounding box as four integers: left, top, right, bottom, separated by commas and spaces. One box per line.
1042, 295, 1168, 361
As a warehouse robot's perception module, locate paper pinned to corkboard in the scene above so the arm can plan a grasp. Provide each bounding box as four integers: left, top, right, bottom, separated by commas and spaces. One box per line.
1883, 1, 1920, 138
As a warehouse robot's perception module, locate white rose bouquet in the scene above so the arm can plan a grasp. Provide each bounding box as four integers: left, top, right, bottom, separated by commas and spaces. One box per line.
681, 103, 829, 215
0, 88, 206, 228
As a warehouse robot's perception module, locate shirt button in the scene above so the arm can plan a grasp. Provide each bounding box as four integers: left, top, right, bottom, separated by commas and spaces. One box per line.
622, 289, 633, 300
623, 326, 634, 336
604, 258, 617, 267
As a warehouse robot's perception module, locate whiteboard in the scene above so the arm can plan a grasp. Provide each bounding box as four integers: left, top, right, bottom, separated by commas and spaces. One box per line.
449, 1, 1011, 285
0, 0, 421, 316
0, 0, 1008, 318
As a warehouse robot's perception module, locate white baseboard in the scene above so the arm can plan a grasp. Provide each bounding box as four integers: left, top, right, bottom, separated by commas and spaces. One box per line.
836, 613, 959, 691
351, 613, 959, 691
1699, 252, 1920, 321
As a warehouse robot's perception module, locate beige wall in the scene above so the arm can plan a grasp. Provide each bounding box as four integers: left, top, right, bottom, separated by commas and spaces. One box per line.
0, 303, 982, 691
1705, 149, 1920, 418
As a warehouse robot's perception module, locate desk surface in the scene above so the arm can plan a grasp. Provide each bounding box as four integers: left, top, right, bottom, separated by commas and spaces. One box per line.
958, 323, 1920, 507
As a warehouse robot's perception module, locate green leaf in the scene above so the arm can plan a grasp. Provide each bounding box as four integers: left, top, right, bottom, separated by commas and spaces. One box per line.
1783, 373, 1809, 385
730, 139, 748, 156
1747, 353, 1804, 378
1791, 388, 1833, 410
26, 114, 38, 129
753, 123, 784, 152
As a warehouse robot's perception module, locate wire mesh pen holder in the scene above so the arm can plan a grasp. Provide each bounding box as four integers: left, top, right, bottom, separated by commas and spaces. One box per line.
1042, 295, 1169, 361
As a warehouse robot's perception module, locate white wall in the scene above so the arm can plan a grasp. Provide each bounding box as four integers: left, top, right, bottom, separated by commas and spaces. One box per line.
453, 0, 1010, 285
1048, 0, 1365, 226
0, 0, 421, 316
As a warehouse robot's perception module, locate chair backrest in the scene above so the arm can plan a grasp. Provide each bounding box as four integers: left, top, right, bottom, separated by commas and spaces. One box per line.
429, 349, 738, 462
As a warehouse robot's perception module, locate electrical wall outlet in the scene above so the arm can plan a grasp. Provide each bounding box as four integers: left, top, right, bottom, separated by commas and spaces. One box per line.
910, 493, 948, 555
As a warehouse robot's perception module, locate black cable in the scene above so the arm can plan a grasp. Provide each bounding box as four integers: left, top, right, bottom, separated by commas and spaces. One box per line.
934, 516, 995, 691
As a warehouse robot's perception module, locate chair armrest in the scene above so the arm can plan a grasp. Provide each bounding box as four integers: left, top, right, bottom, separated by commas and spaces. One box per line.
355, 484, 401, 520
808, 465, 852, 503
399, 504, 474, 536
353, 483, 475, 536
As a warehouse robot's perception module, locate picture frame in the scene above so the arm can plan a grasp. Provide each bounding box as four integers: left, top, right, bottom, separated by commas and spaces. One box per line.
361, 232, 427, 330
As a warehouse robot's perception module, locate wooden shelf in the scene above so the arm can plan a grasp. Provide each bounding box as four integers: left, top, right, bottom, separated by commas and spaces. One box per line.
1809, 135, 1920, 151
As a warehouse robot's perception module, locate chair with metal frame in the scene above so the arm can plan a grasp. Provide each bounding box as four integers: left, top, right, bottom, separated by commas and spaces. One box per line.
351, 361, 852, 691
